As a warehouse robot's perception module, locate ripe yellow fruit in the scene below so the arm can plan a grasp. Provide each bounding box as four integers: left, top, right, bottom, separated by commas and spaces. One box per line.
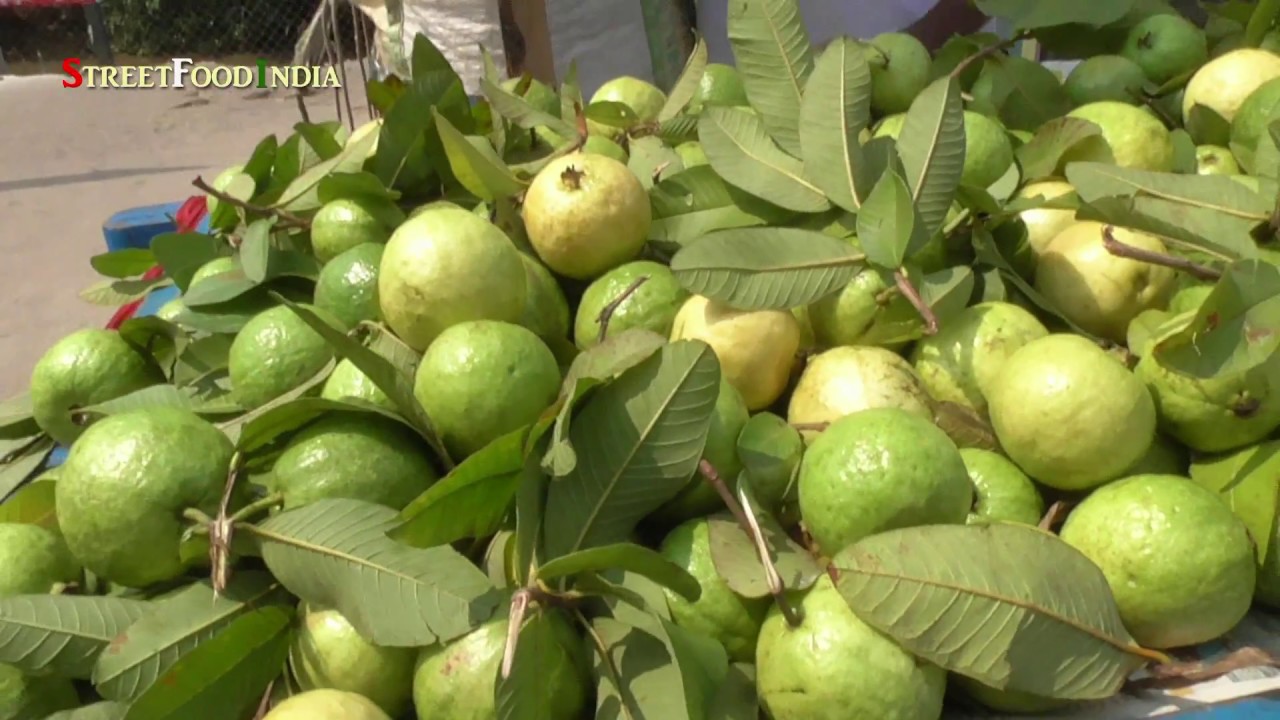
670, 296, 800, 411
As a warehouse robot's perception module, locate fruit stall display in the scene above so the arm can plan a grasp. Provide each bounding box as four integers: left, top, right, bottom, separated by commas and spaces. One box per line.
6, 0, 1280, 718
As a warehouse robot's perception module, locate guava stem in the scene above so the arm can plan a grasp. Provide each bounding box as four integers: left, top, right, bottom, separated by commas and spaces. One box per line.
894, 269, 940, 335
1246, 0, 1280, 48
596, 275, 650, 343
208, 451, 247, 596
949, 30, 1032, 82
1038, 500, 1072, 533
228, 493, 284, 524
573, 101, 589, 141
192, 176, 311, 230
501, 588, 532, 680
1135, 646, 1267, 685
253, 679, 275, 720
1100, 226, 1222, 281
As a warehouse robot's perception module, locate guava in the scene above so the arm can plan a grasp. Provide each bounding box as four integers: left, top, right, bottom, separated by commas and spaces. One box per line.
806, 267, 913, 350
154, 298, 186, 323
1183, 48, 1280, 145
414, 320, 560, 459
228, 304, 336, 410
798, 407, 972, 555
290, 604, 415, 716
910, 301, 1049, 415
653, 377, 750, 522
264, 689, 390, 720
756, 574, 946, 720
1059, 101, 1175, 172
1009, 129, 1034, 146
865, 32, 931, 115
591, 75, 667, 122
522, 152, 651, 280
273, 414, 438, 510
675, 141, 709, 167
29, 328, 163, 445
56, 407, 234, 588
191, 256, 237, 286
1229, 77, 1280, 170
0, 662, 78, 720
320, 358, 395, 411
0, 523, 79, 597
787, 346, 934, 445
1136, 351, 1280, 453
1033, 222, 1177, 342
986, 334, 1156, 491
1195, 144, 1240, 175
1011, 180, 1077, 260
1121, 433, 1188, 476
412, 611, 588, 720
670, 295, 800, 411
736, 412, 805, 525
690, 63, 749, 112
1063, 55, 1148, 106
1059, 474, 1255, 649
659, 517, 770, 662
517, 253, 571, 344
379, 204, 527, 350
582, 135, 628, 163
314, 242, 384, 329
873, 111, 1014, 189
205, 164, 249, 221
311, 198, 390, 264
1121, 14, 1209, 85
1168, 281, 1213, 314
574, 260, 688, 350
952, 674, 1069, 714
960, 449, 1044, 526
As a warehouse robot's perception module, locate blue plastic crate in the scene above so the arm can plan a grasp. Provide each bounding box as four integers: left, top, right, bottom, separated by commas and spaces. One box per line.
102, 201, 187, 252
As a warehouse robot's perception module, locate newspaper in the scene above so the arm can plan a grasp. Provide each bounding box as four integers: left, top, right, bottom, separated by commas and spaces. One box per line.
946, 611, 1280, 719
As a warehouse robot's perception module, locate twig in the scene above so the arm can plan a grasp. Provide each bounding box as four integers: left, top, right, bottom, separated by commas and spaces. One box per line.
894, 269, 939, 335
0, 433, 46, 465
596, 275, 649, 343
192, 176, 310, 229
950, 30, 1031, 81
294, 90, 312, 124
252, 679, 276, 720
1038, 500, 1072, 532
209, 451, 245, 596
1101, 226, 1221, 281
501, 588, 532, 679
698, 459, 803, 628
1133, 647, 1272, 687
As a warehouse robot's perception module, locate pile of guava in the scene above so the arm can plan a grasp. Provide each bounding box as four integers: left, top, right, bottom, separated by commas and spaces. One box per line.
7, 2, 1280, 719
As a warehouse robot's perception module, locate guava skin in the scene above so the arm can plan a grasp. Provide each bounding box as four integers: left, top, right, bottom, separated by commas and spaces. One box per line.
1229, 77, 1280, 169
865, 32, 931, 115
986, 334, 1156, 491
574, 260, 689, 350
264, 688, 391, 720
1135, 352, 1280, 453
0, 523, 79, 598
154, 298, 186, 323
522, 152, 652, 281
1012, 180, 1077, 259
191, 256, 237, 286
205, 164, 248, 221
951, 674, 1069, 714
756, 575, 947, 720
0, 662, 79, 720
228, 304, 337, 410
807, 268, 920, 349
517, 253, 571, 344
1059, 474, 1256, 649
1121, 434, 1189, 477
959, 449, 1044, 526
1121, 14, 1208, 85
798, 408, 973, 556
654, 377, 750, 522
1195, 145, 1241, 175
1063, 55, 1148, 106
311, 198, 390, 264
590, 75, 667, 122
412, 612, 588, 720
1183, 49, 1280, 144
29, 328, 163, 445
736, 412, 805, 524
659, 518, 770, 663
787, 346, 934, 445
314, 242, 384, 329
56, 407, 234, 588
290, 605, 415, 716
1060, 101, 1175, 172
320, 358, 395, 411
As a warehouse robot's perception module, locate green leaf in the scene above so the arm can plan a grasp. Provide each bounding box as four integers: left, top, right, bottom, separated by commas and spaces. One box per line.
698, 107, 830, 214
79, 277, 172, 307
658, 115, 701, 146
0, 437, 54, 503
496, 609, 574, 720
0, 595, 149, 678
706, 514, 821, 599
90, 248, 157, 279
434, 108, 527, 201
251, 498, 499, 647
669, 227, 864, 310
293, 121, 345, 160
206, 172, 255, 231
0, 393, 38, 440
1076, 196, 1259, 262
47, 702, 129, 720
857, 169, 925, 269
274, 123, 380, 212
235, 396, 415, 455
1190, 440, 1280, 570
121, 605, 292, 720
1015, 117, 1102, 182
972, 56, 1071, 132
585, 101, 641, 129
933, 401, 1000, 451
181, 268, 258, 308
371, 71, 468, 188
708, 663, 758, 720
897, 76, 965, 239
0, 479, 57, 528
77, 385, 238, 419
1067, 162, 1271, 221
648, 165, 791, 246
974, 0, 1136, 29
242, 135, 279, 188
659, 37, 710, 121
479, 78, 578, 138
798, 37, 873, 213
149, 233, 226, 292
628, 136, 685, 190
1171, 128, 1199, 174
536, 543, 701, 601
832, 523, 1155, 699
237, 219, 273, 284
726, 0, 815, 155
542, 341, 721, 560
590, 615, 729, 720
93, 573, 285, 701
515, 433, 551, 586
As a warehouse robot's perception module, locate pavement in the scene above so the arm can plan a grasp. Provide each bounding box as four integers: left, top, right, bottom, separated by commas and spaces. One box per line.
0, 66, 371, 397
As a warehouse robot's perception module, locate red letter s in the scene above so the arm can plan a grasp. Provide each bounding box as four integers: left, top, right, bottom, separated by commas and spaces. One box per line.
62, 58, 83, 88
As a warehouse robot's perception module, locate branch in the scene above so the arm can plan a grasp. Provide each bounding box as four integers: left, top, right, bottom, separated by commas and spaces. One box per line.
192, 176, 311, 229
596, 275, 649, 343
500, 588, 532, 679
950, 30, 1032, 81
209, 451, 245, 596
1038, 500, 1072, 533
1101, 226, 1222, 281
894, 269, 939, 335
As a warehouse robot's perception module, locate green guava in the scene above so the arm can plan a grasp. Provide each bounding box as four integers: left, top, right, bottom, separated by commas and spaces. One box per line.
1059, 101, 1175, 172
320, 359, 395, 411
690, 63, 749, 112
787, 346, 934, 445
154, 298, 186, 323
1033, 222, 1177, 342
910, 301, 1049, 415
653, 377, 750, 522
205, 164, 249, 222
1059, 474, 1256, 649
1012, 180, 1078, 259
865, 32, 931, 115
735, 412, 805, 525
952, 674, 1069, 714
659, 517, 770, 663
264, 689, 390, 720
1063, 55, 1148, 106
1183, 48, 1280, 145
314, 242, 384, 329
55, 407, 234, 588
1229, 77, 1280, 170
290, 604, 415, 716
191, 256, 237, 286
414, 320, 560, 459
0, 662, 78, 720
0, 523, 79, 597
806, 267, 914, 349
574, 260, 688, 350
378, 204, 527, 351
1196, 144, 1241, 174
798, 407, 972, 555
670, 295, 800, 412
412, 611, 588, 720
960, 449, 1044, 526
756, 574, 946, 720
273, 414, 437, 510
29, 328, 163, 445
522, 152, 652, 280
1121, 14, 1208, 84
228, 304, 336, 410
517, 253, 571, 344
1136, 351, 1280, 453
873, 111, 1014, 189
311, 198, 390, 264
590, 75, 667, 122
675, 141, 709, 168
1121, 433, 1188, 476
986, 334, 1156, 491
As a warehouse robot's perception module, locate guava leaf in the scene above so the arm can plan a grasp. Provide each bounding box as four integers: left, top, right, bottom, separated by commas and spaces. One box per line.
0, 393, 38, 440
706, 514, 821, 599
241, 134, 278, 189
974, 0, 1135, 29
0, 595, 150, 678
479, 77, 577, 139
659, 37, 709, 121
216, 358, 336, 446
864, 265, 975, 345
559, 62, 584, 126
1076, 195, 1259, 262
586, 101, 641, 129
536, 543, 701, 601
315, 172, 406, 230
668, 227, 864, 310
79, 277, 172, 307
831, 523, 1158, 699
237, 218, 273, 284
1187, 103, 1231, 148
698, 107, 830, 214
577, 570, 672, 621
1190, 440, 1280, 570
542, 341, 720, 560
434, 109, 527, 201
370, 58, 470, 189
629, 136, 685, 190
1015, 117, 1102, 181
496, 610, 574, 720
897, 76, 966, 239
206, 172, 255, 232
590, 614, 729, 720
0, 479, 56, 528
658, 115, 700, 146
273, 129, 378, 212
708, 663, 758, 720
93, 573, 286, 701
726, 0, 813, 155
90, 248, 157, 279
181, 269, 257, 308
515, 434, 551, 586
251, 498, 500, 647
78, 385, 240, 419
929, 34, 999, 81
1154, 259, 1280, 379
1253, 122, 1280, 180
857, 169, 925, 269
857, 136, 906, 200
172, 334, 234, 387
1171, 129, 1199, 174
47, 702, 129, 720
933, 401, 1000, 451
798, 37, 872, 213
1067, 162, 1272, 221
0, 436, 54, 503
234, 396, 417, 455
648, 166, 789, 247
293, 121, 345, 160
971, 56, 1071, 132
149, 233, 227, 293
120, 605, 291, 720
